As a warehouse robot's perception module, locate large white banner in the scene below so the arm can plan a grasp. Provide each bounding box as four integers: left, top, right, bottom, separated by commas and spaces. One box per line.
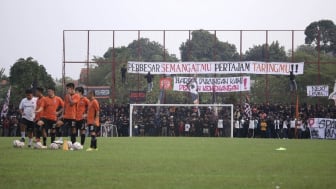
173, 76, 250, 93
128, 61, 304, 75
307, 85, 329, 97
308, 118, 336, 139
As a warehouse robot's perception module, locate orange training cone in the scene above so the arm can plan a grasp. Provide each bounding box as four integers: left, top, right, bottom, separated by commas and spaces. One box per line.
63, 140, 69, 151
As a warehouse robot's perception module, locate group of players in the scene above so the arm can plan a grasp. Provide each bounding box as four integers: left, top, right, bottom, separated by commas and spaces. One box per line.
18, 83, 100, 151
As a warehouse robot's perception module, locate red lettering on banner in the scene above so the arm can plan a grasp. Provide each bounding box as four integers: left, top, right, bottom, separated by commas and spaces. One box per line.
179, 85, 189, 91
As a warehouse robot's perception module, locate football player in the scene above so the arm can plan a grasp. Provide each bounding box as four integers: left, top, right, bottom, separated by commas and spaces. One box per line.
86, 90, 100, 151
58, 83, 80, 144
75, 86, 89, 146
19, 89, 37, 147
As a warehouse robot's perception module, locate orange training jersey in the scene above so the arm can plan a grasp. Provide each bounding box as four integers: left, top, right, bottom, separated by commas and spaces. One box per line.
63, 93, 80, 120
35, 96, 46, 121
42, 96, 64, 121
76, 96, 90, 121
87, 99, 100, 126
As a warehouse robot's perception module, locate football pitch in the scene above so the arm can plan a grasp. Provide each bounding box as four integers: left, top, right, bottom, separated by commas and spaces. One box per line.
0, 137, 335, 189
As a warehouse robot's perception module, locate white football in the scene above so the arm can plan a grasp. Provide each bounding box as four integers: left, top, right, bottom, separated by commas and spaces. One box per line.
34, 142, 43, 149
13, 140, 20, 148
17, 141, 25, 148
67, 141, 73, 149
13, 140, 24, 148
50, 143, 59, 150
72, 142, 83, 150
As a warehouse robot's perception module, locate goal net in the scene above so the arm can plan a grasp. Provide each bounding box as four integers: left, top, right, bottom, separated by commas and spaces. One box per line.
129, 104, 234, 138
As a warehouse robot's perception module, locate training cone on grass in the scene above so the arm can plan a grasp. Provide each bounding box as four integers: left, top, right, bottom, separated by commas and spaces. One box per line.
63, 140, 69, 151
275, 147, 287, 151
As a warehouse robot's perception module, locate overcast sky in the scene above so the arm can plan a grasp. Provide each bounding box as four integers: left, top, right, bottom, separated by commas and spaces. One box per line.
1, 0, 335, 79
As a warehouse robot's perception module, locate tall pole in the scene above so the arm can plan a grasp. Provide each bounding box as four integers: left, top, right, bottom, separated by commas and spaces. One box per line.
239, 30, 243, 104
212, 30, 217, 104
86, 30, 90, 88
265, 30, 269, 103
317, 29, 321, 85
291, 30, 295, 62
162, 30, 166, 104
137, 30, 141, 103
62, 30, 66, 95
112, 30, 116, 104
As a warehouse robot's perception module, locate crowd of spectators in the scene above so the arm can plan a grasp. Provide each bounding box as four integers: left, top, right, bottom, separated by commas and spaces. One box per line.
99, 102, 336, 138
1, 102, 336, 138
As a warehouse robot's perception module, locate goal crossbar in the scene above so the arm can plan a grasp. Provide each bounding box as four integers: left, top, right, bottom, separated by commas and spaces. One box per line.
129, 104, 234, 138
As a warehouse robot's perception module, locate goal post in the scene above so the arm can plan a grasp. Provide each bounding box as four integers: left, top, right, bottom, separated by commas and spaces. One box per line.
129, 104, 234, 138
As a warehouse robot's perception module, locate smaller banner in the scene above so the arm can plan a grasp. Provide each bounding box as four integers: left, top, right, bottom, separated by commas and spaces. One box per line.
173, 76, 250, 93
129, 91, 146, 103
84, 86, 111, 99
308, 118, 336, 139
159, 77, 172, 90
307, 85, 329, 97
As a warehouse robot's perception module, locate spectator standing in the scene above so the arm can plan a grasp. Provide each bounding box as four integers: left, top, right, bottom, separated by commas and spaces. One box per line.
3, 117, 10, 136
145, 72, 154, 92
10, 116, 18, 137
121, 65, 127, 84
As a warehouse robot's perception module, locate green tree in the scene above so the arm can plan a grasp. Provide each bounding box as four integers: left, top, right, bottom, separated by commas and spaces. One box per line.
0, 68, 8, 80
305, 19, 336, 55
180, 30, 239, 61
244, 41, 287, 61
9, 57, 55, 105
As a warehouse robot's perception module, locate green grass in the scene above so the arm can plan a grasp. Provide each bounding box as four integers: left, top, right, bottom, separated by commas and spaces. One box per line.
0, 137, 335, 189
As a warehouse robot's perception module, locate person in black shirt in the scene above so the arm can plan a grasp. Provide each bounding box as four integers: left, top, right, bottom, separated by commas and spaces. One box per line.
289, 71, 297, 92
121, 65, 127, 84
145, 72, 154, 92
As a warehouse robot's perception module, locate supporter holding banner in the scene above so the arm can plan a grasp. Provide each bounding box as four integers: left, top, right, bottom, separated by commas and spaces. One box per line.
128, 61, 304, 75
308, 118, 336, 139
173, 76, 250, 93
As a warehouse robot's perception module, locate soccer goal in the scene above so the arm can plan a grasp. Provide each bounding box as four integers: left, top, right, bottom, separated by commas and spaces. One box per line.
129, 104, 234, 138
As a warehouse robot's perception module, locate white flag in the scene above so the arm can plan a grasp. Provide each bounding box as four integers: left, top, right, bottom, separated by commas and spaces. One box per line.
1, 86, 11, 118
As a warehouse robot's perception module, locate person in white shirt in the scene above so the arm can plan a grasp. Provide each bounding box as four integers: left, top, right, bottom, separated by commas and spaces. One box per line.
282, 118, 288, 139
248, 118, 257, 138
217, 117, 224, 137
184, 120, 191, 136
19, 89, 37, 147
234, 120, 240, 137
274, 117, 281, 138
289, 117, 296, 139
296, 117, 303, 138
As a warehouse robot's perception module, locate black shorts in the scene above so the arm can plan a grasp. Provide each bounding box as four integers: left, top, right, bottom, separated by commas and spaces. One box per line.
20, 118, 34, 131
63, 119, 76, 128
41, 118, 56, 130
76, 120, 86, 130
88, 125, 99, 133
